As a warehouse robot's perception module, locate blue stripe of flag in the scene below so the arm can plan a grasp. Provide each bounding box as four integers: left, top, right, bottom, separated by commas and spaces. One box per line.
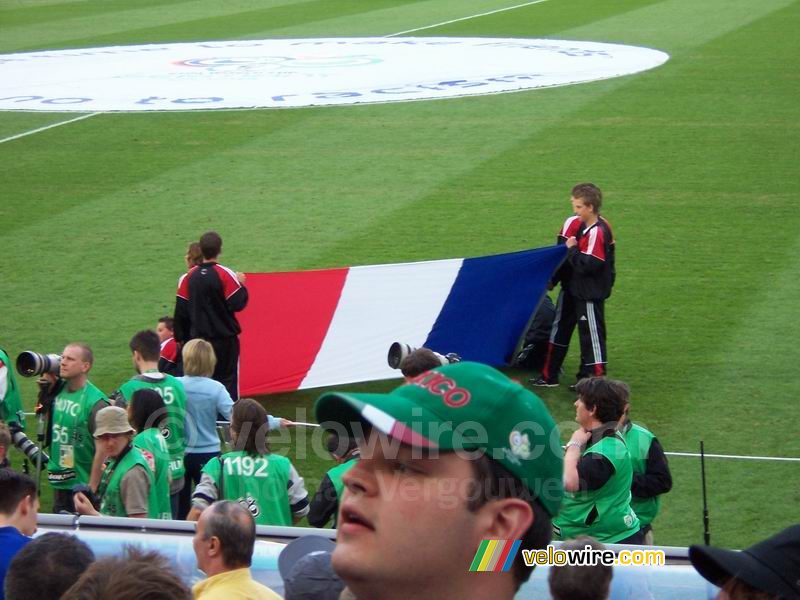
501, 540, 522, 572
424, 245, 566, 365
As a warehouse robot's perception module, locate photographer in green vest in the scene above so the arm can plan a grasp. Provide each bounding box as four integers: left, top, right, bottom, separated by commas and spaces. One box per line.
554, 377, 642, 544
128, 389, 172, 519
40, 343, 109, 513
619, 390, 672, 545
73, 406, 158, 519
188, 398, 309, 525
308, 431, 360, 528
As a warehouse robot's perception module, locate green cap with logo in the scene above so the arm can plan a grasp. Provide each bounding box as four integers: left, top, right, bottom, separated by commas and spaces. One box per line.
314, 361, 563, 517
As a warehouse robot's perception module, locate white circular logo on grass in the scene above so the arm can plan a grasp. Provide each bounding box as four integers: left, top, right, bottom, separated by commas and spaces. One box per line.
0, 37, 669, 112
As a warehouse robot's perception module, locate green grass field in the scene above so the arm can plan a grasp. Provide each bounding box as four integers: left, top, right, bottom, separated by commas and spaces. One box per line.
2, 0, 799, 550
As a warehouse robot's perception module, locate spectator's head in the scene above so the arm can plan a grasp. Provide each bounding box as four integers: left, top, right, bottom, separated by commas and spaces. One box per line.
574, 377, 628, 431
279, 535, 343, 600
93, 406, 134, 459
0, 421, 10, 465
193, 500, 257, 577
182, 339, 216, 378
689, 524, 800, 600
129, 329, 161, 369
231, 398, 269, 456
61, 545, 191, 600
0, 468, 38, 536
185, 242, 203, 269
325, 431, 359, 463
315, 362, 563, 600
571, 182, 603, 217
128, 388, 166, 434
5, 532, 94, 600
398, 348, 442, 381
59, 343, 93, 384
156, 316, 174, 343
548, 537, 613, 600
199, 231, 223, 260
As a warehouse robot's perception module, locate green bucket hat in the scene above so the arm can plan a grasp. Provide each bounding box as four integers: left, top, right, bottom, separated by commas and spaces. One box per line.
314, 361, 563, 517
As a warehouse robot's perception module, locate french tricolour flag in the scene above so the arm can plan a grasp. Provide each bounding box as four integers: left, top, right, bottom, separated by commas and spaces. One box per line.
238, 245, 565, 396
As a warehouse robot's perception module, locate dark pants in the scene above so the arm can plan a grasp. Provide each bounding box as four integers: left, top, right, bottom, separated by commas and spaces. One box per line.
209, 337, 240, 402
53, 488, 75, 514
617, 528, 645, 545
176, 451, 220, 520
541, 290, 607, 382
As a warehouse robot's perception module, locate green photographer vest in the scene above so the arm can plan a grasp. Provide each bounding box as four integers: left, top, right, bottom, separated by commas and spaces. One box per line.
326, 457, 358, 527
48, 382, 108, 490
554, 433, 640, 543
99, 445, 159, 518
623, 423, 660, 527
117, 370, 187, 481
202, 451, 293, 526
133, 428, 172, 519
0, 347, 23, 425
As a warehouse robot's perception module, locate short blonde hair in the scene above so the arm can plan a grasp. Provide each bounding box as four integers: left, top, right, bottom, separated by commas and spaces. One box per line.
182, 339, 216, 377
0, 421, 10, 450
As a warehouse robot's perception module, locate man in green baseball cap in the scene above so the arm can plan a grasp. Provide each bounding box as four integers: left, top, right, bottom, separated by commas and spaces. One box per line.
314, 361, 564, 600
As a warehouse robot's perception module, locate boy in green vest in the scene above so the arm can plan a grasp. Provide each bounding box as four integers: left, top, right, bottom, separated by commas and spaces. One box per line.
314, 362, 564, 600
40, 343, 109, 513
618, 390, 672, 545
74, 406, 159, 519
110, 330, 187, 517
555, 376, 641, 544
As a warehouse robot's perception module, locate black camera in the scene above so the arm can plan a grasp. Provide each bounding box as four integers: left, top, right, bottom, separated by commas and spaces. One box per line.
8, 422, 49, 465
16, 351, 61, 377
387, 342, 461, 370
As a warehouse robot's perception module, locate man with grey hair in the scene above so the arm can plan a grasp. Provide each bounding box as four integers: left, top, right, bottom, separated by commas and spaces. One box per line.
192, 500, 281, 599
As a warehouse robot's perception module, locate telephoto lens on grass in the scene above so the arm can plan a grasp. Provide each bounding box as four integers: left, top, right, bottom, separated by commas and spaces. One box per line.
15, 351, 61, 377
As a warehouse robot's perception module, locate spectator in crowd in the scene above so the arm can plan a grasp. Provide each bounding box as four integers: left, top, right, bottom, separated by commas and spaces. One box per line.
398, 348, 443, 381
110, 330, 187, 517
279, 535, 344, 600
0, 423, 9, 468
174, 231, 249, 401
62, 545, 191, 600
308, 431, 360, 528
176, 338, 233, 519
532, 183, 615, 390
5, 533, 94, 600
548, 536, 613, 600
192, 500, 281, 599
128, 389, 172, 519
74, 406, 158, 519
616, 382, 672, 545
40, 342, 109, 513
554, 377, 641, 544
0, 470, 37, 600
156, 316, 180, 375
689, 524, 800, 600
188, 398, 308, 525
314, 361, 564, 600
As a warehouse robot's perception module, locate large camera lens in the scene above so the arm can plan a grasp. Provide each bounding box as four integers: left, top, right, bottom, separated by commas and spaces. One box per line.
387, 342, 415, 369
16, 351, 61, 377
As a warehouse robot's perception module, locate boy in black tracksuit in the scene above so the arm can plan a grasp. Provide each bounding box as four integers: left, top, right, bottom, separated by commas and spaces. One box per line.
533, 183, 615, 387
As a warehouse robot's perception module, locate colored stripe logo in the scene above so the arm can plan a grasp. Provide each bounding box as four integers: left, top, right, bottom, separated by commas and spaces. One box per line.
469, 540, 522, 572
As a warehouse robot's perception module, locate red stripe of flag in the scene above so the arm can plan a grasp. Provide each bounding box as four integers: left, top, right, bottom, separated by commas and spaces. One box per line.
238, 268, 348, 395
493, 540, 514, 571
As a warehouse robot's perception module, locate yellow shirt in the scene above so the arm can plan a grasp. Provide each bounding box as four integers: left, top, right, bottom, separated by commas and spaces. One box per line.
192, 567, 283, 600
